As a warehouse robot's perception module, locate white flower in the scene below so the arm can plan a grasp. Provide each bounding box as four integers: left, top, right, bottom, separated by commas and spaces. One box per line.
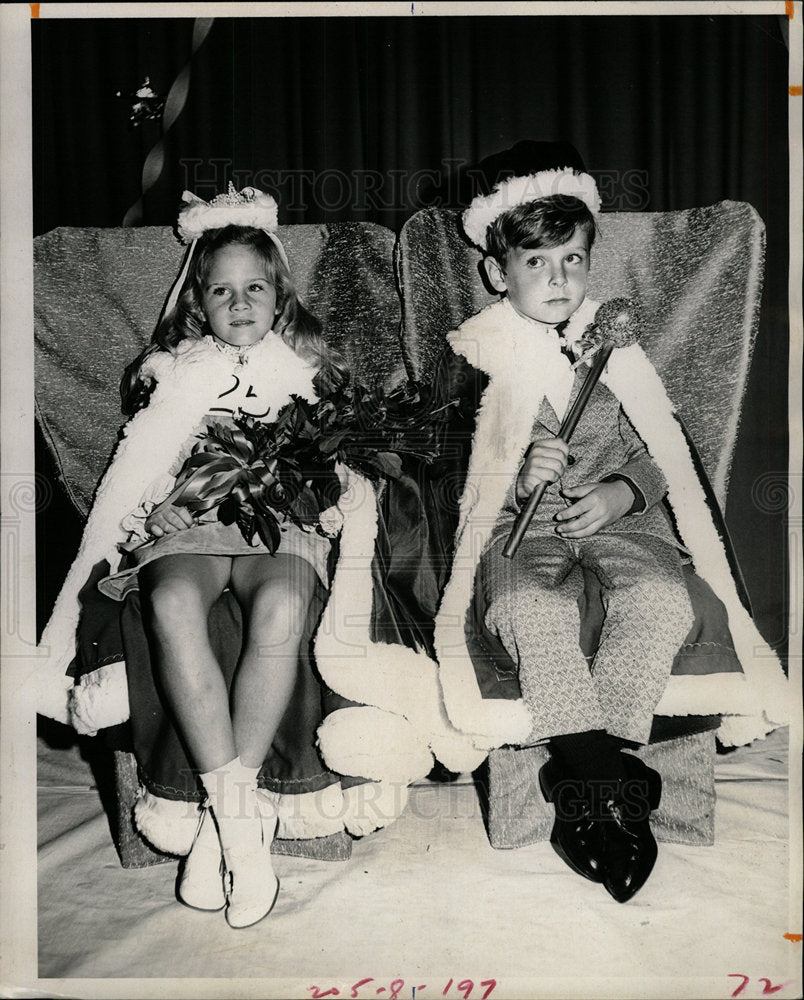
318, 506, 344, 537
136, 79, 157, 99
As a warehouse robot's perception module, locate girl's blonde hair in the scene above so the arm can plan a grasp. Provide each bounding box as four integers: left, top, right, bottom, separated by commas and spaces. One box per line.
121, 226, 347, 414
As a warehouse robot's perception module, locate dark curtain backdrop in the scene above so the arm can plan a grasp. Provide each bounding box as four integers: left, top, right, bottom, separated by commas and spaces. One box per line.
32, 14, 790, 661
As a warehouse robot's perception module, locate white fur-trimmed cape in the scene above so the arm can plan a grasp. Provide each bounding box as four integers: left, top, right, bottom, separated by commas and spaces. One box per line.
35, 330, 488, 839
432, 298, 788, 748
35, 333, 319, 725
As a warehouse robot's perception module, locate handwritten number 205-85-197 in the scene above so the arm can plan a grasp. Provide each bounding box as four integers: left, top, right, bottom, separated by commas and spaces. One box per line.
308, 977, 498, 999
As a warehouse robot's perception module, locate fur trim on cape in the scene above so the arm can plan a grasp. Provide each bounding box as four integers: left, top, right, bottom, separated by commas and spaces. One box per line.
433, 298, 788, 747
36, 333, 318, 725
70, 661, 130, 736
313, 469, 496, 775
341, 780, 411, 837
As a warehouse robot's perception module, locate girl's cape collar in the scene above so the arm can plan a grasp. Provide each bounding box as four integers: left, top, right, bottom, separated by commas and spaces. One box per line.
36, 333, 319, 723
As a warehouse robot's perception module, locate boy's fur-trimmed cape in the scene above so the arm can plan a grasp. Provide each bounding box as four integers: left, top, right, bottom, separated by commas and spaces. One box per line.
428, 297, 788, 750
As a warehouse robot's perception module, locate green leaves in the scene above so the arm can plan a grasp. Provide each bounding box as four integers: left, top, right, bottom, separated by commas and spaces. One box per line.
166, 379, 449, 551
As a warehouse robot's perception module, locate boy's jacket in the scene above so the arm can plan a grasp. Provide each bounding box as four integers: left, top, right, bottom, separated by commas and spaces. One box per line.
412, 297, 788, 749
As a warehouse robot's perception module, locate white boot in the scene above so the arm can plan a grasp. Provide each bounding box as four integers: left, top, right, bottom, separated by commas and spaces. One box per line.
200, 758, 279, 929
176, 805, 225, 911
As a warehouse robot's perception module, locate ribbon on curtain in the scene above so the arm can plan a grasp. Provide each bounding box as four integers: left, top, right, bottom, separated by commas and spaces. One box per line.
122, 18, 215, 227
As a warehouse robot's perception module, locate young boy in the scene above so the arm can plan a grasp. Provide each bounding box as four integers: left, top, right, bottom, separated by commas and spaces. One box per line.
368, 159, 785, 900
429, 164, 697, 903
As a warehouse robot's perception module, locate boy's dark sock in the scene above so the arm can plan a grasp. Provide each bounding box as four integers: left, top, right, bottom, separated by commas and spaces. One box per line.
548, 729, 628, 785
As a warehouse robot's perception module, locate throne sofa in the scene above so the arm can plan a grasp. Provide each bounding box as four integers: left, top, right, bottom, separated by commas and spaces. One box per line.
34, 200, 785, 867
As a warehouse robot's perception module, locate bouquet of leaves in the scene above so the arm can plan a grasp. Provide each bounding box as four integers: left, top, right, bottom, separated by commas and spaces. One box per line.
153, 379, 450, 552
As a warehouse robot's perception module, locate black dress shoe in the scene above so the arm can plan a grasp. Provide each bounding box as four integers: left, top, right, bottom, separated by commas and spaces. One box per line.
539, 757, 605, 883
600, 754, 662, 903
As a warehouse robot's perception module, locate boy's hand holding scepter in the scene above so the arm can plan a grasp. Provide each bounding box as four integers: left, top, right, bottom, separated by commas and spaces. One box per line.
502, 297, 644, 559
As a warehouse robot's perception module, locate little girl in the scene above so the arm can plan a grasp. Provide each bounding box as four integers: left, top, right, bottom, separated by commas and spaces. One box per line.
43, 186, 347, 928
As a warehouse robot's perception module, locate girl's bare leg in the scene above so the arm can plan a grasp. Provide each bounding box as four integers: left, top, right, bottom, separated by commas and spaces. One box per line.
228, 553, 319, 767
138, 553, 235, 773
180, 553, 317, 928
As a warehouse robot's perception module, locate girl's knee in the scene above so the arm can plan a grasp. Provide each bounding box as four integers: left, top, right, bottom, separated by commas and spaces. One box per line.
141, 579, 214, 631
236, 556, 316, 610
245, 578, 314, 639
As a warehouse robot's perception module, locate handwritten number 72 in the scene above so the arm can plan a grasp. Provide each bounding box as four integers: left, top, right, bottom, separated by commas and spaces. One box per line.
728, 975, 791, 997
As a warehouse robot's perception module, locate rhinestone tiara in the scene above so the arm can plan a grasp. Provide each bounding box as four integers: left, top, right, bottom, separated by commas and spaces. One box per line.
177, 183, 280, 244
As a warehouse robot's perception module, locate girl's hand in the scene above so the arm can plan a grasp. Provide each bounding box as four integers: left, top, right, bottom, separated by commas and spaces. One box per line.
554, 480, 634, 538
145, 503, 195, 538
516, 436, 570, 502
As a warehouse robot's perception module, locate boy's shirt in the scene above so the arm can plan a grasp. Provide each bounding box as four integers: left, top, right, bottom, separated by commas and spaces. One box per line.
426, 314, 682, 571
489, 365, 679, 550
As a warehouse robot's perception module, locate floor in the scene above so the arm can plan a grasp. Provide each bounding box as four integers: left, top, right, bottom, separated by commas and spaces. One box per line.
26, 725, 802, 999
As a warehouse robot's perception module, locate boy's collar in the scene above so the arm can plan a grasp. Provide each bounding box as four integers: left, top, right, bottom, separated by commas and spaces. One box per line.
501, 296, 559, 338
447, 296, 601, 370
500, 294, 600, 345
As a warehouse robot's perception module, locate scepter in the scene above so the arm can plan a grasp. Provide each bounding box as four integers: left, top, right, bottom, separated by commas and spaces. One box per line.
502, 297, 644, 560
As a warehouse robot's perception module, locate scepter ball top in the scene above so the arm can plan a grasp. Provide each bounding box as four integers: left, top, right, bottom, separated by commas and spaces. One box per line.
593, 297, 644, 348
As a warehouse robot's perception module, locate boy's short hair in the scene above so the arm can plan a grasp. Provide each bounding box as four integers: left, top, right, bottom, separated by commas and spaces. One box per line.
485, 195, 598, 266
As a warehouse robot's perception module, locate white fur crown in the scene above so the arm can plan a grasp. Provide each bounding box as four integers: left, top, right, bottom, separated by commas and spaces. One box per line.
462, 168, 602, 250
177, 183, 280, 244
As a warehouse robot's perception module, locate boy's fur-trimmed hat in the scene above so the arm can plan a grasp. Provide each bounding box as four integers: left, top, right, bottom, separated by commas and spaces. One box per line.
461, 140, 601, 251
